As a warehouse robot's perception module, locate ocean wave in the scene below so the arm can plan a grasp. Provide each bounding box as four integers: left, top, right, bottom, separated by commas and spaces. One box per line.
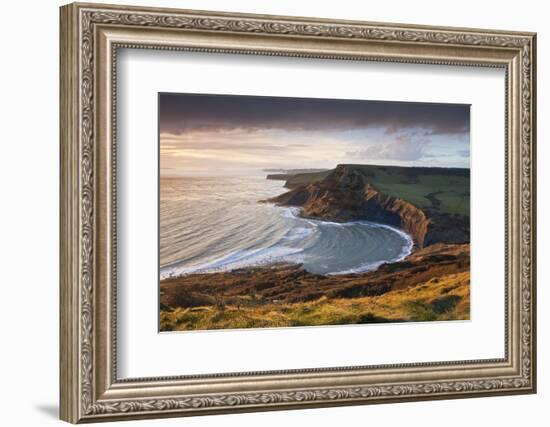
283, 227, 314, 241
160, 245, 304, 279
327, 222, 414, 275
160, 177, 415, 279
280, 206, 302, 219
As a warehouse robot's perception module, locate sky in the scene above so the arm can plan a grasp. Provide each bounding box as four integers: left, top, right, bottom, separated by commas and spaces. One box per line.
159, 93, 470, 176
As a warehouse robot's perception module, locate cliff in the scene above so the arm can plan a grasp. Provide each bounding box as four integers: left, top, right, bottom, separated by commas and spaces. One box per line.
160, 243, 470, 330
266, 173, 293, 181
266, 164, 469, 248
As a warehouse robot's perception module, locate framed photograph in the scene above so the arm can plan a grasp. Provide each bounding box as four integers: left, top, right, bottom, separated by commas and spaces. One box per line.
158, 93, 472, 331
60, 2, 537, 423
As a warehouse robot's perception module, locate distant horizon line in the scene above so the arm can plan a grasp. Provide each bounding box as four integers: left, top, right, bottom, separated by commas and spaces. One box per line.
160, 162, 471, 178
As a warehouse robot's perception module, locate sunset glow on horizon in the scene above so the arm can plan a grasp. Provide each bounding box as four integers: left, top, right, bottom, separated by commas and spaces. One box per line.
159, 93, 470, 176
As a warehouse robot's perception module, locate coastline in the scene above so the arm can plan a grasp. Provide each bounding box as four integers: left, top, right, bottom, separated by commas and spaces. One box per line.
160, 243, 470, 331
159, 165, 471, 331
289, 207, 415, 275
160, 205, 415, 280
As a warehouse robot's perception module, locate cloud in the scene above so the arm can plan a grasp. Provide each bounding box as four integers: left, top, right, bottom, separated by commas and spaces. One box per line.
160, 128, 355, 175
160, 129, 291, 152
159, 106, 471, 175
348, 139, 432, 161
160, 93, 470, 136
346, 133, 430, 162
287, 144, 311, 148
458, 149, 470, 157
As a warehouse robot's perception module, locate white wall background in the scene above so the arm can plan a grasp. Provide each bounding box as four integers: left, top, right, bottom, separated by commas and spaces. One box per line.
0, 0, 545, 425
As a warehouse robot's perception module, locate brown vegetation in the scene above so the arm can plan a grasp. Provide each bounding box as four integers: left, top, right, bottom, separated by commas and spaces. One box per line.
160, 164, 471, 331
160, 243, 470, 331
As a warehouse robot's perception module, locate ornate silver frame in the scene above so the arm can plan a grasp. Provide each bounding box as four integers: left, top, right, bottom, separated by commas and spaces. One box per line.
60, 2, 537, 423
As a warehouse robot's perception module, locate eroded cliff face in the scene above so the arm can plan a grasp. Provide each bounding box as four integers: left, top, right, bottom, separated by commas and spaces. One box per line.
267, 165, 467, 248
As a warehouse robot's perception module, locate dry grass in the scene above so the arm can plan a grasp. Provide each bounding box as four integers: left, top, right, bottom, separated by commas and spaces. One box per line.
160, 271, 469, 331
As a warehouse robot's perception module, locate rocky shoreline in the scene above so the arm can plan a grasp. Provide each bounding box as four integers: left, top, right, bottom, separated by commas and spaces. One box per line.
265, 164, 469, 248
160, 243, 470, 330
161, 243, 469, 308
160, 164, 471, 330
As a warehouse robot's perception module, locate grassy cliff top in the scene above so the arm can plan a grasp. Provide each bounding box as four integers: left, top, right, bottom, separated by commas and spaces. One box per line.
284, 164, 470, 217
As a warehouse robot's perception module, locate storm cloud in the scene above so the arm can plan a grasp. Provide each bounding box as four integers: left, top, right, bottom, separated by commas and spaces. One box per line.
160, 93, 470, 136
159, 93, 470, 175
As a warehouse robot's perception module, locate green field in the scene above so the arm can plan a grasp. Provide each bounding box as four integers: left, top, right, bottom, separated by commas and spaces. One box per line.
283, 164, 470, 217
284, 170, 331, 188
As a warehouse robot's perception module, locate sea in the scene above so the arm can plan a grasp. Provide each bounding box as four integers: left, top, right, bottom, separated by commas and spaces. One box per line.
160, 175, 413, 279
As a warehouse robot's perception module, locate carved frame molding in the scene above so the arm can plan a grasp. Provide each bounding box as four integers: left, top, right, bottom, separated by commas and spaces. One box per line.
60, 2, 536, 423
